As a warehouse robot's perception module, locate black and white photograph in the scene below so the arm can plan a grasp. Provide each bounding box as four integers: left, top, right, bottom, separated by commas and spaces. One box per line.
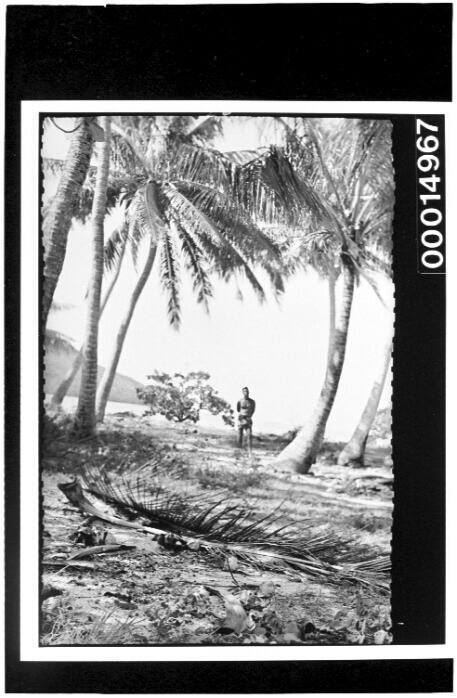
40, 113, 394, 647
5, 2, 452, 693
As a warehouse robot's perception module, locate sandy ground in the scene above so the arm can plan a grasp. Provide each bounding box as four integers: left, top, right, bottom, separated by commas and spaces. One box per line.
41, 414, 392, 646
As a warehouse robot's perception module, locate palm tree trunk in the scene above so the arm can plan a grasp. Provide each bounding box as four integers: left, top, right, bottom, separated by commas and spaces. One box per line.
73, 117, 111, 438
42, 118, 94, 328
276, 258, 355, 473
51, 237, 126, 407
95, 237, 157, 423
337, 338, 392, 467
326, 265, 336, 367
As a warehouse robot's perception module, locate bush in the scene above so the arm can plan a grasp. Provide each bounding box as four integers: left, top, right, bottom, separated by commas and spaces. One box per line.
42, 410, 73, 451
137, 371, 234, 426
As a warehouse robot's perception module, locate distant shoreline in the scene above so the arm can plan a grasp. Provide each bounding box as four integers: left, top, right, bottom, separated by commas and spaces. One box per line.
44, 394, 293, 437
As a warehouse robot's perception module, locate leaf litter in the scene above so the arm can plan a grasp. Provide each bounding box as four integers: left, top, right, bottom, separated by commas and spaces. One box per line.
41, 416, 392, 645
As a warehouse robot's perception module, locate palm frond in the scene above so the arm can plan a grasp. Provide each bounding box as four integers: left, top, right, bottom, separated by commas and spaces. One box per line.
177, 226, 268, 303
159, 233, 181, 328
169, 141, 322, 227
173, 222, 213, 311
173, 181, 281, 261
163, 181, 270, 310
280, 118, 394, 283
59, 470, 390, 592
163, 185, 268, 301
232, 254, 266, 302
103, 224, 128, 272
348, 120, 391, 187
261, 146, 319, 211
169, 142, 231, 191
164, 183, 267, 300
259, 257, 286, 299
273, 117, 316, 175
162, 183, 220, 244
344, 252, 388, 308
126, 182, 165, 268
127, 217, 143, 270
74, 168, 144, 224
220, 149, 264, 165
360, 248, 392, 277
300, 229, 341, 275
183, 115, 223, 142
229, 145, 329, 224
126, 197, 149, 269
111, 122, 151, 174
212, 239, 267, 302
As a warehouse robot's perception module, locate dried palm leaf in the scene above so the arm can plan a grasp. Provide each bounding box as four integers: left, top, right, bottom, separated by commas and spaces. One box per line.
59, 469, 390, 593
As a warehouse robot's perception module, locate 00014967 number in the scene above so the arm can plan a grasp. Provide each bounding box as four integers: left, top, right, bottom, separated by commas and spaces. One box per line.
416, 118, 445, 272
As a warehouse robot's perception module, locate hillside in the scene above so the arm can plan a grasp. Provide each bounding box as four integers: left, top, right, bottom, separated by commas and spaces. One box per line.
44, 344, 144, 404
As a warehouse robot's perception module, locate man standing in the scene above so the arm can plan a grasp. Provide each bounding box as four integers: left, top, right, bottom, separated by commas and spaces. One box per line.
237, 387, 256, 450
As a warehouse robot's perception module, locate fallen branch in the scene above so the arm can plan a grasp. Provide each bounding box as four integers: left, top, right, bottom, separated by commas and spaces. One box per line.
68, 544, 136, 560
43, 559, 95, 570
59, 478, 168, 535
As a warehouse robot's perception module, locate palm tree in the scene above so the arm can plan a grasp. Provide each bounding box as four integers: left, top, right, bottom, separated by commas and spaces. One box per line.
337, 335, 393, 467
94, 116, 297, 422
278, 253, 356, 473
50, 222, 128, 407
42, 118, 95, 328
95, 198, 158, 422
275, 118, 394, 473
73, 117, 111, 437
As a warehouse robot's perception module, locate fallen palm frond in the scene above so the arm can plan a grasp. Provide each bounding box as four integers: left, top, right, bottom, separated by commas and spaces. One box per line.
79, 466, 343, 558
58, 470, 390, 593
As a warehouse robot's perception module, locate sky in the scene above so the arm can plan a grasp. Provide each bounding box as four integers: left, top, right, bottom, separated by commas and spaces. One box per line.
43, 117, 394, 440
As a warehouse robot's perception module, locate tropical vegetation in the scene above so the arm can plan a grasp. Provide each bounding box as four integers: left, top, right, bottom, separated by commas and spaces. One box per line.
270, 117, 394, 472
43, 113, 394, 461
41, 114, 394, 646
42, 118, 95, 327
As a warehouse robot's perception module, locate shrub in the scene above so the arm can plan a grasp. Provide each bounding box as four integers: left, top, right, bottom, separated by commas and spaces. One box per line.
42, 410, 74, 452
137, 371, 234, 426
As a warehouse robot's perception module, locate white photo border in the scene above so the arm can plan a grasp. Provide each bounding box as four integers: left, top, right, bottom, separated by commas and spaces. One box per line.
21, 99, 455, 662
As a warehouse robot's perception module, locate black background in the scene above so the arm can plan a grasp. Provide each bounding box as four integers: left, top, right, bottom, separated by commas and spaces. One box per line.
5, 3, 451, 693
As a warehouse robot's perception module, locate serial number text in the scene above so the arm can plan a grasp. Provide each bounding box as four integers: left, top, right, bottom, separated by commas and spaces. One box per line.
416, 118, 444, 271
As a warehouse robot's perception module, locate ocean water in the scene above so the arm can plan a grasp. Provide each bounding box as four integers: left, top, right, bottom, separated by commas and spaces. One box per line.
44, 394, 293, 436
46, 394, 146, 417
